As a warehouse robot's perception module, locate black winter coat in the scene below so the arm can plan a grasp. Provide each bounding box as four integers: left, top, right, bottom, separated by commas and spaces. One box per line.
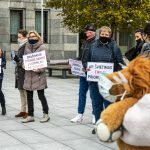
0, 51, 6, 80
83, 39, 125, 71
15, 43, 26, 90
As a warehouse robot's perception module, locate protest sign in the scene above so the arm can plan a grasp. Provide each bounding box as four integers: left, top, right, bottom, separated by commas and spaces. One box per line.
87, 62, 114, 82
69, 59, 86, 77
23, 51, 47, 70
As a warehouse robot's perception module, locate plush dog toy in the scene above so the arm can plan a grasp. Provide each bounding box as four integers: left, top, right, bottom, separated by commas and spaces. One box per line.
97, 55, 150, 150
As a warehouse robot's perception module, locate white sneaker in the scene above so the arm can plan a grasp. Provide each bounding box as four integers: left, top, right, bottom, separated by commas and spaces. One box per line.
70, 114, 83, 123
92, 115, 96, 124
22, 116, 34, 123
40, 113, 50, 123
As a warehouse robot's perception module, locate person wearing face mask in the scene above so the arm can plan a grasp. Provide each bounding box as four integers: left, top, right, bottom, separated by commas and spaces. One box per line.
84, 26, 124, 133
13, 29, 28, 118
125, 29, 144, 61
0, 48, 6, 115
22, 31, 50, 123
141, 23, 150, 55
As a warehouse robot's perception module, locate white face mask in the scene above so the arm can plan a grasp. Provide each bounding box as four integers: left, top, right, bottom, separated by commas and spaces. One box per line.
17, 39, 27, 46
98, 73, 128, 103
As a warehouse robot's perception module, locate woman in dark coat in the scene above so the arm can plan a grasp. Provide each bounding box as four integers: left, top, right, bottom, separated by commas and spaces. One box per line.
0, 48, 6, 115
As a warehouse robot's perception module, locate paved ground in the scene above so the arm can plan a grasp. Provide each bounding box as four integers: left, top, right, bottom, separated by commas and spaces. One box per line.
1, 61, 118, 150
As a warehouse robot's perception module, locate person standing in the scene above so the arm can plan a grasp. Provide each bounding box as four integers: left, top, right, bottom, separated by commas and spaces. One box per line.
85, 26, 124, 132
71, 24, 96, 124
141, 23, 150, 55
125, 29, 144, 61
14, 29, 28, 118
0, 48, 6, 115
22, 30, 50, 123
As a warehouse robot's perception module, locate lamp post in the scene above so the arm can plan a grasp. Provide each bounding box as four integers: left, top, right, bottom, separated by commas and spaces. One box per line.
41, 0, 44, 41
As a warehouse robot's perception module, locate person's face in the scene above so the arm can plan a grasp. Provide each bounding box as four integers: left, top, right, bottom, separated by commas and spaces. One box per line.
135, 32, 142, 41
28, 33, 38, 40
85, 30, 95, 39
99, 30, 110, 37
18, 33, 26, 41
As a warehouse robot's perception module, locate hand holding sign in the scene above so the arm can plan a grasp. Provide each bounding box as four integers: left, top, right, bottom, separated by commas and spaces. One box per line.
23, 51, 47, 70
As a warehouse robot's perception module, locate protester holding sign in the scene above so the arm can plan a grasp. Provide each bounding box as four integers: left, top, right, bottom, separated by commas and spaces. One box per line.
70, 24, 96, 124
22, 31, 50, 123
0, 48, 6, 115
13, 29, 28, 118
84, 26, 124, 133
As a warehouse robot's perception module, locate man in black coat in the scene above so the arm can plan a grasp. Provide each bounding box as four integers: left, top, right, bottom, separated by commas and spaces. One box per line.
125, 29, 144, 61
14, 29, 28, 118
70, 24, 96, 123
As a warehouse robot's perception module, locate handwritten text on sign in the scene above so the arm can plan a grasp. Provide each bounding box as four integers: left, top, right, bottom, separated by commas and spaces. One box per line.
69, 59, 86, 77
87, 62, 114, 82
23, 51, 47, 70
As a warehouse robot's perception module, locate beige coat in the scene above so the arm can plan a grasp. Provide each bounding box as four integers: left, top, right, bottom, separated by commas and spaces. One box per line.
23, 41, 47, 91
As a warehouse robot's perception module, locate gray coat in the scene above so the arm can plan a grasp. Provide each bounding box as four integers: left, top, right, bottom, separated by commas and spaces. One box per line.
23, 41, 47, 91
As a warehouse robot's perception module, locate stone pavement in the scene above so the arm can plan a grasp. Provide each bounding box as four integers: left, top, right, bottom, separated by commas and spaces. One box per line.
1, 62, 118, 150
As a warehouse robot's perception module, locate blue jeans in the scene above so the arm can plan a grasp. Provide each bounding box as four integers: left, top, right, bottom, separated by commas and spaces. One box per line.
78, 76, 94, 114
89, 81, 111, 122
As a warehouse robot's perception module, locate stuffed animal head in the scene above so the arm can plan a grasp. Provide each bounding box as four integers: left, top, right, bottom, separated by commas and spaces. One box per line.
107, 55, 150, 100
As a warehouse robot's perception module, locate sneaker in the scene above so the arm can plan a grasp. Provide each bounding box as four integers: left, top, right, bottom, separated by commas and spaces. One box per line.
92, 115, 96, 124
70, 114, 83, 123
40, 113, 50, 123
21, 116, 34, 123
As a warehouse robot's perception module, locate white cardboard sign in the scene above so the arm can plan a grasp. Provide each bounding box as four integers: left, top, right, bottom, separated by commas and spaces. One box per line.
23, 51, 47, 70
69, 59, 86, 77
87, 62, 114, 82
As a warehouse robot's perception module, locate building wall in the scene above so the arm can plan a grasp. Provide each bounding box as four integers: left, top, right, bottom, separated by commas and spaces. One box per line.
0, 0, 78, 60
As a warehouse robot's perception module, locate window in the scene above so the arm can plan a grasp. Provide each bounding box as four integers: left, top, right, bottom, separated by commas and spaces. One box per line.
35, 11, 48, 43
10, 10, 23, 42
119, 29, 128, 46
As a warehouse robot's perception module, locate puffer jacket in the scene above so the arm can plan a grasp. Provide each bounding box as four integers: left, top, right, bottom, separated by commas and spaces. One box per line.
23, 41, 47, 91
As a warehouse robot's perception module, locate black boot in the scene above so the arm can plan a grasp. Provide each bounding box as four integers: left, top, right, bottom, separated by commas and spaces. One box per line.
92, 128, 96, 134
2, 105, 6, 115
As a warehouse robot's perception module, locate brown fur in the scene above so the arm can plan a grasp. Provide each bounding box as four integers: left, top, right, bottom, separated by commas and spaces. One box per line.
100, 55, 150, 150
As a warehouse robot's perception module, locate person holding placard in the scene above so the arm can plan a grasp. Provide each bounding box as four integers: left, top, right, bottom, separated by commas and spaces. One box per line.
84, 26, 124, 133
13, 29, 28, 118
22, 31, 50, 123
0, 48, 6, 115
70, 24, 96, 124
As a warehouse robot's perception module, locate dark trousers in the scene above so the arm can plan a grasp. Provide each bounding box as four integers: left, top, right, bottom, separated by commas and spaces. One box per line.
0, 79, 5, 107
89, 82, 111, 122
78, 76, 94, 114
26, 89, 49, 116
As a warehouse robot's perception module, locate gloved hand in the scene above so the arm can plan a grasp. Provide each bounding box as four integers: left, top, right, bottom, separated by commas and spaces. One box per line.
13, 55, 19, 62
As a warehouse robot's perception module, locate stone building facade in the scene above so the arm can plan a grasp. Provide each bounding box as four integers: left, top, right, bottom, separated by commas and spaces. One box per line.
0, 0, 78, 60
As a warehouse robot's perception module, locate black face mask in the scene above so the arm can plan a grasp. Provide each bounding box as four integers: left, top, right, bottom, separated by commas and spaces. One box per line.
136, 39, 142, 44
28, 39, 38, 45
99, 36, 110, 43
